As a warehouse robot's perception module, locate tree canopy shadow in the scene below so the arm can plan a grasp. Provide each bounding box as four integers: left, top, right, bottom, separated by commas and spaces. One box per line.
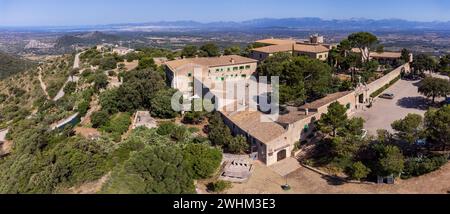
396, 97, 430, 111
412, 81, 423, 87
321, 175, 346, 186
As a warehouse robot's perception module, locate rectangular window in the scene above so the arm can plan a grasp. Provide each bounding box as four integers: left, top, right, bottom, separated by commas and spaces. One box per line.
187, 73, 192, 77
233, 67, 238, 71
241, 74, 247, 78
239, 66, 245, 70
216, 69, 220, 72
227, 68, 231, 71
245, 65, 251, 69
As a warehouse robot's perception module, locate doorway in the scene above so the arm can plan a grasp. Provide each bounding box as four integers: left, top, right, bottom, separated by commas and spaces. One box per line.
359, 94, 364, 104
277, 149, 287, 162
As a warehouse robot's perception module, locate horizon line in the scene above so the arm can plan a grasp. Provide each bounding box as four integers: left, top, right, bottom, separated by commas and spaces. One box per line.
0, 16, 449, 28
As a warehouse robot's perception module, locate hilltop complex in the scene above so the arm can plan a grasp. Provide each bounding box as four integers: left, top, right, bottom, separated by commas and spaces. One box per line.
165, 36, 411, 166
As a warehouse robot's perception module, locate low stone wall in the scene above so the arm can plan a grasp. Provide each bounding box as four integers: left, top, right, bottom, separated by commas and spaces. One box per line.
367, 63, 410, 96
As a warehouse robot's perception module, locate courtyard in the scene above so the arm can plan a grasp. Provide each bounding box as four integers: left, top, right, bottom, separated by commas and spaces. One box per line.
354, 79, 433, 135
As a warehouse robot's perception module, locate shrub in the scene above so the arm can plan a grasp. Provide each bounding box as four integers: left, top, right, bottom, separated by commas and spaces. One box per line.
0, 94, 8, 103
101, 113, 132, 140
77, 101, 90, 117
192, 136, 209, 144
157, 122, 177, 136
81, 87, 94, 101
170, 125, 189, 142
183, 111, 206, 125
63, 82, 77, 94
188, 127, 200, 133
81, 69, 93, 78
347, 161, 371, 180
150, 88, 178, 119
402, 155, 448, 179
207, 112, 233, 147
108, 70, 116, 77
372, 144, 405, 177
91, 111, 109, 128
183, 144, 222, 179
99, 57, 118, 70
207, 180, 232, 193
93, 72, 109, 90
102, 144, 195, 194
228, 135, 249, 154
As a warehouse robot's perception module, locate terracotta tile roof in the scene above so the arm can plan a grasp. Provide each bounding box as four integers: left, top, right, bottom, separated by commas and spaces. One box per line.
252, 43, 329, 54
255, 38, 297, 45
252, 44, 294, 54
221, 91, 354, 143
276, 91, 353, 124
276, 106, 317, 125
165, 55, 257, 71
301, 91, 353, 110
222, 106, 287, 144
370, 51, 402, 59
352, 48, 402, 59
294, 44, 330, 53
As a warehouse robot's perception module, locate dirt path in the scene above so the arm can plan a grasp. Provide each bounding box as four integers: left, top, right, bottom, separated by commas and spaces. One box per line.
80, 96, 100, 126
38, 67, 51, 99
66, 173, 111, 194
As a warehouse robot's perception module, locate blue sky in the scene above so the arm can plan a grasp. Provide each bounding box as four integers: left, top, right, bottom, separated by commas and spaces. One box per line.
0, 0, 449, 26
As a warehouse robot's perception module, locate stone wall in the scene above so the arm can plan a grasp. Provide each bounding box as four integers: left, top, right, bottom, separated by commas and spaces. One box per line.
367, 63, 410, 96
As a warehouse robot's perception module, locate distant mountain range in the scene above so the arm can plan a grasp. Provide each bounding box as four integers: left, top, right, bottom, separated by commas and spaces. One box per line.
123, 18, 450, 30
2, 17, 450, 32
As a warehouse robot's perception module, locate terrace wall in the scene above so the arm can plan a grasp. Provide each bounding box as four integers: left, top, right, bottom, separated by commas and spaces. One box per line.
367, 63, 410, 96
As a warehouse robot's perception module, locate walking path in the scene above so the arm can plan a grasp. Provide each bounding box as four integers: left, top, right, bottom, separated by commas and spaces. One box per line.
53, 52, 82, 101
38, 67, 51, 99
269, 157, 302, 177
80, 96, 100, 126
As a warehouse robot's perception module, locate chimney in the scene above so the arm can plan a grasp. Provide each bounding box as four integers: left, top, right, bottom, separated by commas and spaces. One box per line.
230, 58, 235, 64
305, 108, 309, 115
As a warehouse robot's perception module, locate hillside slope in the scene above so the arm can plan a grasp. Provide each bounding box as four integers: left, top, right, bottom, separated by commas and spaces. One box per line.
55, 31, 120, 52
0, 52, 36, 79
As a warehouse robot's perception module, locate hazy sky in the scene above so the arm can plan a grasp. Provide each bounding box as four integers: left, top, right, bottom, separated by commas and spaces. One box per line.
1, 0, 450, 26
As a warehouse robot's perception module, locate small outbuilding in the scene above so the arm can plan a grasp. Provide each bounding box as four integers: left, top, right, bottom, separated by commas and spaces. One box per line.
219, 159, 254, 183
132, 111, 157, 130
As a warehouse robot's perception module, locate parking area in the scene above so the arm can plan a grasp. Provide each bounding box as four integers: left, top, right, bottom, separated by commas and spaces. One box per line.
354, 79, 431, 136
